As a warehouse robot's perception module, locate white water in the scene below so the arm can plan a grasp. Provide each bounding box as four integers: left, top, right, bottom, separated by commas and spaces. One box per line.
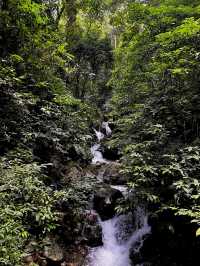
88, 122, 151, 266
102, 122, 112, 136
94, 128, 105, 142
91, 144, 108, 164
110, 185, 128, 197
91, 126, 109, 164
87, 208, 151, 266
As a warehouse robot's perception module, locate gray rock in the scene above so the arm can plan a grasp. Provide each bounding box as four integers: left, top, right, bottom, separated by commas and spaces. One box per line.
102, 162, 127, 185
93, 185, 123, 220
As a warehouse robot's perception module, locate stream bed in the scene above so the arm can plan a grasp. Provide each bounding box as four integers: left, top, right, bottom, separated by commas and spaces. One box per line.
86, 123, 151, 266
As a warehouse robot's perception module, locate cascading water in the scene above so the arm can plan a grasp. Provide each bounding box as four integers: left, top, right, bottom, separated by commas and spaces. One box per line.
93, 128, 105, 142
91, 143, 108, 164
88, 121, 151, 266
91, 126, 109, 164
87, 208, 151, 266
102, 121, 112, 136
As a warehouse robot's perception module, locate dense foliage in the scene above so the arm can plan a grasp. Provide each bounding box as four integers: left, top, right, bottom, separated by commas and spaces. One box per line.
0, 0, 112, 265
108, 0, 200, 224
1, 0, 200, 265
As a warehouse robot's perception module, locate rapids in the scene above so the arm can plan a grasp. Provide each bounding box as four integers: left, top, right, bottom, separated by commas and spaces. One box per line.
87, 122, 151, 266
87, 208, 150, 266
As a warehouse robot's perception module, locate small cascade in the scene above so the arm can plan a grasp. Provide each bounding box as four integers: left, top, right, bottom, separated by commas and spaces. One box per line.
87, 216, 130, 266
91, 125, 108, 164
87, 208, 151, 266
91, 144, 108, 164
87, 121, 151, 266
94, 128, 105, 142
102, 122, 112, 136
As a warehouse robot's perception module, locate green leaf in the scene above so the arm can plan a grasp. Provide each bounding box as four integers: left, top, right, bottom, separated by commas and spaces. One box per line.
196, 228, 200, 237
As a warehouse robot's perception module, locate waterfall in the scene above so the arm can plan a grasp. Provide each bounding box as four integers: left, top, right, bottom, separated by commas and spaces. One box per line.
87, 121, 151, 266
102, 122, 112, 136
91, 143, 108, 164
91, 126, 109, 164
94, 128, 105, 142
87, 208, 151, 266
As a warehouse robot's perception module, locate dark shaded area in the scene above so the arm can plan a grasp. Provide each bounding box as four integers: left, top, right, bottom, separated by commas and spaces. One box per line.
131, 209, 200, 266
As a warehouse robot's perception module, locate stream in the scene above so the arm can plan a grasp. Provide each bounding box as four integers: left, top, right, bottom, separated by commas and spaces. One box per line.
86, 122, 151, 266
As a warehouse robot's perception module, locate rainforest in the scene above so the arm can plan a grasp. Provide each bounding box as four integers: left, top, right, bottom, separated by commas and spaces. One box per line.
0, 0, 200, 265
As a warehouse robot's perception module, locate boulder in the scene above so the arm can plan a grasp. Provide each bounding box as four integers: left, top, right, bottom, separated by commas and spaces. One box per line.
64, 245, 88, 266
86, 162, 127, 185
62, 166, 83, 184
43, 238, 64, 262
23, 254, 34, 265
82, 222, 102, 247
93, 185, 123, 220
130, 209, 200, 266
24, 237, 66, 266
61, 164, 97, 185
81, 210, 102, 247
102, 162, 127, 185
23, 252, 66, 266
102, 144, 121, 161
33, 134, 67, 179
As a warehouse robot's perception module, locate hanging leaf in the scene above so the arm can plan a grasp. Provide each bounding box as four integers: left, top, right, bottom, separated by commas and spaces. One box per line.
196, 228, 200, 237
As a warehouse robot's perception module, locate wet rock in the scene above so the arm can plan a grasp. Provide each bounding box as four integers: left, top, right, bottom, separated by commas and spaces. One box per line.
64, 245, 88, 266
24, 237, 66, 266
43, 238, 64, 262
93, 185, 123, 220
131, 209, 200, 266
102, 144, 121, 161
33, 134, 67, 179
83, 222, 103, 247
61, 164, 97, 186
85, 162, 127, 185
102, 162, 127, 185
61, 166, 83, 184
84, 210, 98, 224
23, 252, 66, 266
81, 210, 102, 247
23, 254, 34, 265
43, 257, 66, 266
